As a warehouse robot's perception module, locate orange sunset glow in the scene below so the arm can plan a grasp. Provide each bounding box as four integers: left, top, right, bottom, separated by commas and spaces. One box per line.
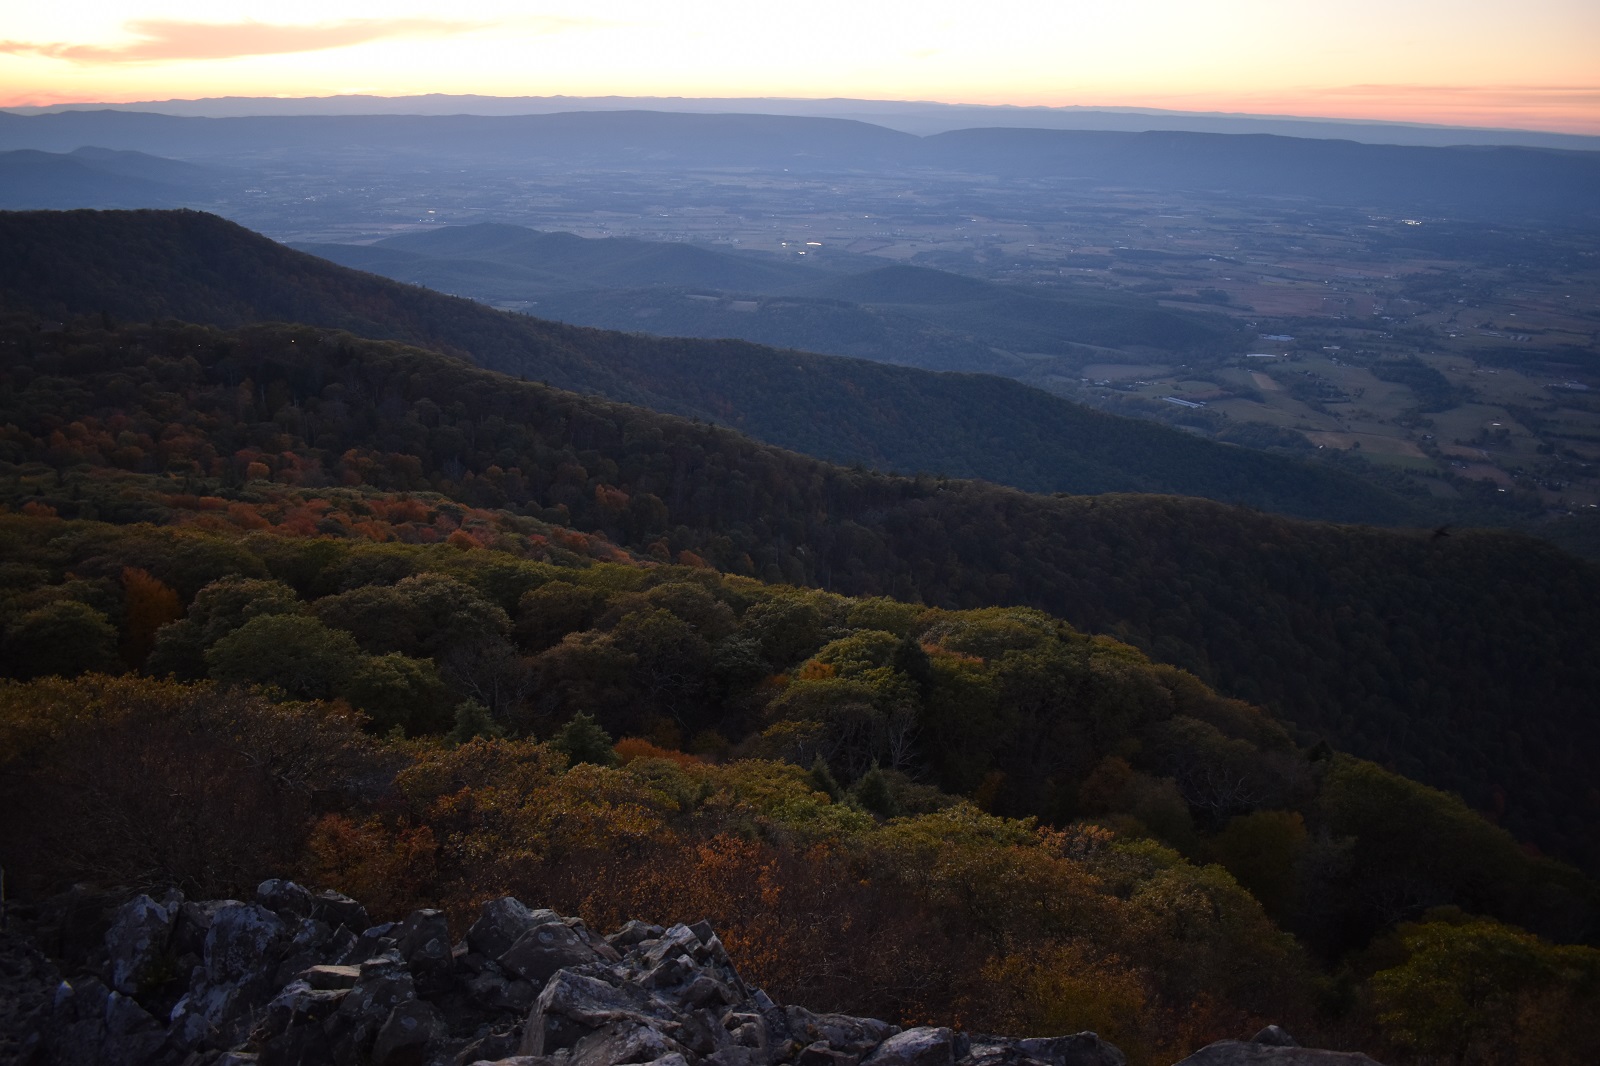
2, 1, 1597, 132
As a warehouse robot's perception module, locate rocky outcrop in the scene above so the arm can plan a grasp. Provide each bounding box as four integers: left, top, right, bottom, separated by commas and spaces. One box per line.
1171, 1028, 1385, 1066
5, 882, 1380, 1066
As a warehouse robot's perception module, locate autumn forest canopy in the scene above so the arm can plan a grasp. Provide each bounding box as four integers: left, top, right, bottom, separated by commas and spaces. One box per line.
1, 209, 1598, 1065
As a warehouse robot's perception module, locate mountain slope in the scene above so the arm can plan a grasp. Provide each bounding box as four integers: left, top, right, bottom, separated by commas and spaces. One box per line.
0, 209, 1419, 525
0, 148, 214, 209
3, 313, 1599, 875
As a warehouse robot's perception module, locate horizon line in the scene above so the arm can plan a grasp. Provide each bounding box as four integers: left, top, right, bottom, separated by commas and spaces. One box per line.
4, 91, 1597, 140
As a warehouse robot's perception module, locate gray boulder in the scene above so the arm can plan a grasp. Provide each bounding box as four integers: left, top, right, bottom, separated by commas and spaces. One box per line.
570, 1019, 689, 1066
501, 920, 601, 985
256, 880, 315, 923
469, 897, 560, 961
336, 956, 416, 1026
1251, 1028, 1299, 1048
1172, 1028, 1385, 1066
257, 978, 348, 1036
328, 955, 418, 1062
168, 902, 291, 1049
1017, 1033, 1127, 1066
173, 899, 234, 958
786, 1006, 899, 1057
796, 1046, 862, 1066
395, 908, 454, 989
609, 920, 666, 950
372, 998, 447, 1066
310, 889, 371, 932
50, 977, 114, 1065
297, 963, 362, 990
205, 903, 290, 987
520, 968, 671, 1057
864, 1027, 965, 1066
105, 894, 175, 995
101, 988, 170, 1066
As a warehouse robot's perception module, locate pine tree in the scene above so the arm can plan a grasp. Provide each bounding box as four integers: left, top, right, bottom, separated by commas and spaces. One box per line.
447, 699, 503, 746
550, 711, 617, 766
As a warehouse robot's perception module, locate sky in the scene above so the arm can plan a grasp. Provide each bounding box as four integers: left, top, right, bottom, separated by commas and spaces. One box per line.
2, 1, 1598, 133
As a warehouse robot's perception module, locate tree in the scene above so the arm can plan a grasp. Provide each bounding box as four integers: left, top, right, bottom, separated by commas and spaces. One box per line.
741, 597, 825, 666
608, 607, 712, 724
514, 580, 607, 653
1207, 809, 1307, 921
641, 581, 737, 642
147, 576, 303, 678
344, 652, 451, 735
767, 678, 888, 781
315, 572, 509, 659
181, 576, 303, 644
394, 572, 511, 659
1319, 755, 1527, 934
1371, 913, 1600, 1066
530, 632, 638, 734
120, 567, 182, 665
3, 601, 121, 679
550, 711, 617, 767
447, 699, 504, 745
0, 674, 379, 899
205, 614, 362, 700
312, 584, 418, 655
853, 764, 898, 818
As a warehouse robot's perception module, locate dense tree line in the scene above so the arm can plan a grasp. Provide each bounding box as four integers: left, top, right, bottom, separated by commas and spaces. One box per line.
2, 315, 1597, 873
1365, 356, 1469, 414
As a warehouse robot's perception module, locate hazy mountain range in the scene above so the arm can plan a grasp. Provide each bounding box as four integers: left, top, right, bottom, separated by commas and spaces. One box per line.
2, 111, 1597, 225
10, 93, 1599, 150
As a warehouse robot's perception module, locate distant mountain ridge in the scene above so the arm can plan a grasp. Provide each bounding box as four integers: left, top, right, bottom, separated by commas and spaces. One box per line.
10, 93, 1598, 150
1, 111, 1595, 223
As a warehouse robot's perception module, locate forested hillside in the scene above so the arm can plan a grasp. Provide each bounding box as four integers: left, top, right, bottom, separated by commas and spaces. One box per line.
0, 209, 1422, 525
3, 315, 1597, 876
3, 514, 1597, 1064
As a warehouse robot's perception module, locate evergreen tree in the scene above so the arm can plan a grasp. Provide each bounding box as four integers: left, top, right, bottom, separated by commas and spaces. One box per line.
550, 711, 617, 766
446, 699, 503, 746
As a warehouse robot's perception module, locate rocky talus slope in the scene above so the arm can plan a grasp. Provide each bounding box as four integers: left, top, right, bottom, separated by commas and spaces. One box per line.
1, 880, 1383, 1066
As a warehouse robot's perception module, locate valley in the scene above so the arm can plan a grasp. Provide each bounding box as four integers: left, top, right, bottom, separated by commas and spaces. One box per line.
255, 160, 1600, 520
4, 113, 1597, 530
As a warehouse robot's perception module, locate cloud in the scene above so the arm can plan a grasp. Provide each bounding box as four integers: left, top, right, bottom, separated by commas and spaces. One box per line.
0, 16, 561, 64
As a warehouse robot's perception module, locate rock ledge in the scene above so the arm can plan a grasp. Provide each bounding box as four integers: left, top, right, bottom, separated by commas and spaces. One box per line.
6, 881, 1381, 1066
